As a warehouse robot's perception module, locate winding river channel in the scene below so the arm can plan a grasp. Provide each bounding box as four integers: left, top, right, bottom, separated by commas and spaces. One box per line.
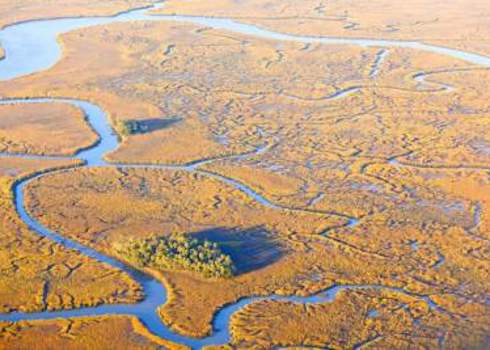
0, 1, 489, 349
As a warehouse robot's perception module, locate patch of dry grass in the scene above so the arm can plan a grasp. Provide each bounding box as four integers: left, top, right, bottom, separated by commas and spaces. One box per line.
0, 102, 97, 156
0, 0, 155, 29
0, 159, 142, 313
157, 0, 490, 56
0, 316, 187, 350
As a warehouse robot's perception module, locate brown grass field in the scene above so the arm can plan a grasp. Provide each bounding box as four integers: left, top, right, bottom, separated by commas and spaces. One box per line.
24, 167, 342, 336
0, 159, 142, 314
0, 0, 154, 29
158, 0, 490, 56
0, 316, 187, 350
0, 0, 489, 348
0, 102, 97, 156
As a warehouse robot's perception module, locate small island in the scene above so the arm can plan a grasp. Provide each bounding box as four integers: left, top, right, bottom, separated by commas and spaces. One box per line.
116, 234, 236, 278
118, 117, 181, 136
118, 120, 150, 135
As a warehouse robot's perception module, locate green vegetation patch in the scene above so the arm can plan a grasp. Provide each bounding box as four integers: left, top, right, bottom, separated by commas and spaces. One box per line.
116, 234, 236, 278
118, 120, 149, 135
117, 117, 182, 136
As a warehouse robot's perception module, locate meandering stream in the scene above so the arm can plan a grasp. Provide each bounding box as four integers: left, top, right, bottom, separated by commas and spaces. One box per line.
0, 1, 488, 348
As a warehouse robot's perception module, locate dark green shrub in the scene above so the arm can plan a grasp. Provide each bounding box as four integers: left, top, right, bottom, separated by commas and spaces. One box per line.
118, 120, 149, 136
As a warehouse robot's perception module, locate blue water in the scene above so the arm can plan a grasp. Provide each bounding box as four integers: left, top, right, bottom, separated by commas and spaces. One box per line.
1, 1, 490, 81
0, 98, 117, 165
0, 1, 485, 348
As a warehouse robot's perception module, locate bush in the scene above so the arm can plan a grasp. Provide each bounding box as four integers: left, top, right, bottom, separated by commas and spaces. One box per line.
116, 234, 235, 278
118, 120, 149, 136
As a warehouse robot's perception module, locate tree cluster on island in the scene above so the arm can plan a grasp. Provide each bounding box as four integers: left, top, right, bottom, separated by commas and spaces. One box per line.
118, 119, 149, 135
116, 234, 236, 278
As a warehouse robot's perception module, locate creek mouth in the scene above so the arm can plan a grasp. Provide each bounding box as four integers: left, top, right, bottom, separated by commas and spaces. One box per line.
0, 1, 488, 349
